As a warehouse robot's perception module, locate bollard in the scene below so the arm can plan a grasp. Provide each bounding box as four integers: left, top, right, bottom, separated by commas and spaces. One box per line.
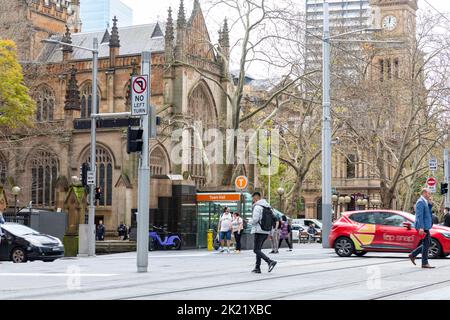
207, 229, 214, 251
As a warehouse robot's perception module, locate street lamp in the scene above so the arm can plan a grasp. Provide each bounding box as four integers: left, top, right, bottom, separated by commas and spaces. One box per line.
42, 37, 100, 257
11, 186, 21, 219
277, 187, 285, 212
321, 1, 403, 248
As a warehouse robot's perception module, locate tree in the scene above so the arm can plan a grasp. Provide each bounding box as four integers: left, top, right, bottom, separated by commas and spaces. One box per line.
333, 11, 450, 209
172, 0, 315, 186
0, 39, 35, 128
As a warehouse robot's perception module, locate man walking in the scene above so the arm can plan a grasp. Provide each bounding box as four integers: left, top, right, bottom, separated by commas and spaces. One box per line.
408, 188, 435, 269
251, 192, 277, 273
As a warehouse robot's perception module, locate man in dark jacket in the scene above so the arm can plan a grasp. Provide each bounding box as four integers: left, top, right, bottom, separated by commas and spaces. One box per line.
408, 189, 435, 268
96, 220, 105, 241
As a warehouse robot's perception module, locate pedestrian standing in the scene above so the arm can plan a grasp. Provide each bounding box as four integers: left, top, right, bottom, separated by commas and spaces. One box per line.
269, 215, 280, 254
96, 220, 105, 241
444, 207, 450, 228
278, 215, 292, 251
251, 192, 277, 274
408, 188, 435, 269
0, 198, 5, 225
307, 223, 318, 243
117, 222, 126, 240
218, 208, 233, 253
232, 212, 243, 253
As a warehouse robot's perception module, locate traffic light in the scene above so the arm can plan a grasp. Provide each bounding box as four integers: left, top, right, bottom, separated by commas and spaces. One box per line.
127, 126, 144, 154
80, 163, 89, 187
441, 183, 449, 195
95, 187, 102, 201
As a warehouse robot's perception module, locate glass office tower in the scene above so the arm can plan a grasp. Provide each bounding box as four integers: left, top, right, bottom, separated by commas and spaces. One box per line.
305, 0, 372, 73
80, 0, 133, 32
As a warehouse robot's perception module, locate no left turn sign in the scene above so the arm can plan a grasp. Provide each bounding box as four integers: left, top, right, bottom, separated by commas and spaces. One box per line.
131, 75, 149, 116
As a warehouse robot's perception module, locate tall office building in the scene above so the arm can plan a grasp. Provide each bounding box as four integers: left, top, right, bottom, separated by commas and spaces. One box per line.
80, 0, 133, 32
305, 0, 372, 73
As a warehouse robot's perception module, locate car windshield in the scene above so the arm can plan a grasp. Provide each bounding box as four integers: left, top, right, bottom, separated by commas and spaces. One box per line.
1, 224, 39, 236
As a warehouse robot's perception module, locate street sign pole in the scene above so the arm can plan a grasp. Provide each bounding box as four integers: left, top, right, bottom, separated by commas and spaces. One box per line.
88, 37, 98, 257
322, 1, 332, 248
445, 149, 450, 208
137, 52, 151, 273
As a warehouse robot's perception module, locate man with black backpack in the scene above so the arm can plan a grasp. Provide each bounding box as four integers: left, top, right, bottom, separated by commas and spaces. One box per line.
250, 192, 277, 274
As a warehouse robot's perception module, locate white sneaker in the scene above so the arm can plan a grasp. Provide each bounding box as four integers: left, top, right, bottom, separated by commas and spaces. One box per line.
219, 247, 224, 252
226, 248, 230, 254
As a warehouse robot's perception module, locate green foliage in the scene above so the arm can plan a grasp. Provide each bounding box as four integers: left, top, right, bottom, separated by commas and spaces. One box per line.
0, 40, 35, 128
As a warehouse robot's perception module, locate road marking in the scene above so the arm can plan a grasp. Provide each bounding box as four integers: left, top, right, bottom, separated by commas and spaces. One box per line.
0, 273, 118, 277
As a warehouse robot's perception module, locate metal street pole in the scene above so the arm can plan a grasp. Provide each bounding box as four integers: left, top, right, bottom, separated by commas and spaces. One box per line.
321, 1, 332, 248
137, 51, 151, 272
445, 149, 450, 208
88, 38, 99, 257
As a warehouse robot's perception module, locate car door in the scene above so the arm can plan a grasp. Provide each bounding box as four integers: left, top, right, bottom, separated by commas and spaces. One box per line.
348, 212, 380, 250
0, 228, 13, 260
377, 212, 417, 251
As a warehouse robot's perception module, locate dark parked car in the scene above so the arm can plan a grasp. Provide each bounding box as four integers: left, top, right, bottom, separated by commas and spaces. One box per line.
0, 223, 64, 263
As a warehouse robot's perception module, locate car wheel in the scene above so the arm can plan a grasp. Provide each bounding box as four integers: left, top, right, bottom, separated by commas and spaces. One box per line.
172, 238, 182, 250
355, 251, 368, 257
428, 239, 442, 259
11, 247, 27, 263
334, 237, 355, 257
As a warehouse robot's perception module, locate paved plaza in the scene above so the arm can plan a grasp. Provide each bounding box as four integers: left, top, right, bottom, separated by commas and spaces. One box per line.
2, 243, 450, 300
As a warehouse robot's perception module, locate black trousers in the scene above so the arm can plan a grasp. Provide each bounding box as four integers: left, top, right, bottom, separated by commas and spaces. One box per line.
234, 231, 242, 251
279, 237, 292, 249
253, 233, 271, 268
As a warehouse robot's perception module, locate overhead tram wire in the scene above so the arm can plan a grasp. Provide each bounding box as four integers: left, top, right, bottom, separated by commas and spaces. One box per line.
423, 0, 450, 24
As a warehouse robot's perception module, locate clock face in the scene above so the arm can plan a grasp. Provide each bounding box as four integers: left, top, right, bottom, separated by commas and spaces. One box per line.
383, 15, 398, 31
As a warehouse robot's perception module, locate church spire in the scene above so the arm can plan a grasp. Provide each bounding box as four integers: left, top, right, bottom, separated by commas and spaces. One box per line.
64, 66, 80, 111
177, 0, 186, 29
165, 7, 174, 43
222, 18, 230, 49
62, 25, 73, 53
109, 16, 120, 48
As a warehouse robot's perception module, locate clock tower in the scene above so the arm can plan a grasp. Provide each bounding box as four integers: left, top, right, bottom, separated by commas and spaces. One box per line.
370, 0, 418, 38
367, 0, 418, 83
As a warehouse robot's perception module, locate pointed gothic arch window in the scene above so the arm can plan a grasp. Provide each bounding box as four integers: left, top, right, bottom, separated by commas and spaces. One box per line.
0, 153, 7, 185
80, 83, 100, 119
187, 82, 217, 188
82, 146, 113, 206
29, 149, 58, 207
34, 85, 55, 122
150, 147, 168, 176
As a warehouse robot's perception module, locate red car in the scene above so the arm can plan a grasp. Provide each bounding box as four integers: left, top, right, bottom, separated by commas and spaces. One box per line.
329, 210, 450, 259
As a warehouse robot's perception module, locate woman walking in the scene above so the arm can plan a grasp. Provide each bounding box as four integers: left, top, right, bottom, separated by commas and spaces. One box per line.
278, 216, 292, 251
232, 212, 243, 253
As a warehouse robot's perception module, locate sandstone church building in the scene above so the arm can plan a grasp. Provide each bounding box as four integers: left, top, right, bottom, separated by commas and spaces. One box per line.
0, 0, 235, 245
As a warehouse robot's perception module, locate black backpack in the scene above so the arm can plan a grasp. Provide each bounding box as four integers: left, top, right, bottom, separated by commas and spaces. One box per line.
259, 206, 277, 231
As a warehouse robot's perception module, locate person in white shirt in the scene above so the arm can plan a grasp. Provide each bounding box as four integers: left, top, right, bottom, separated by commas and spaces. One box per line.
231, 212, 243, 253
218, 208, 233, 253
